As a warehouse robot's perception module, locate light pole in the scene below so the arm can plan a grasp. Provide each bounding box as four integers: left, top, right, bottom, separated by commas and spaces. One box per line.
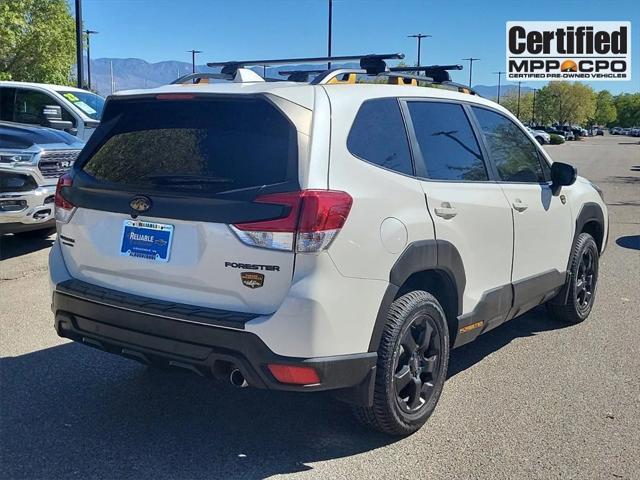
84, 30, 98, 90
74, 0, 84, 88
327, 0, 333, 69
187, 50, 202, 74
516, 81, 522, 119
408, 34, 431, 66
532, 88, 537, 124
462, 57, 480, 87
493, 71, 504, 104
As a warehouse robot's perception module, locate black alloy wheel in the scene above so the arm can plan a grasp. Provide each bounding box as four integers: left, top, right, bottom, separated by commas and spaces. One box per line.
575, 246, 597, 315
394, 314, 441, 413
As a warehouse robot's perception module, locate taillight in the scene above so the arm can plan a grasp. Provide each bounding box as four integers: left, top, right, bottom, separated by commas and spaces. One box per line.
54, 173, 76, 223
230, 190, 352, 252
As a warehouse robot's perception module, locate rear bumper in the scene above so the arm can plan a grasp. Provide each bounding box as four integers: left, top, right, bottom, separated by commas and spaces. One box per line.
52, 281, 376, 401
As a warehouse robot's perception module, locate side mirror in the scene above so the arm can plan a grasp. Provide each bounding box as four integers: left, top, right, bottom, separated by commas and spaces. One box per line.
42, 105, 73, 131
551, 162, 577, 192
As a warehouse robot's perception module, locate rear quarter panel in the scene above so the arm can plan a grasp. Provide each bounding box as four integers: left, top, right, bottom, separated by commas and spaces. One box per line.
322, 86, 434, 281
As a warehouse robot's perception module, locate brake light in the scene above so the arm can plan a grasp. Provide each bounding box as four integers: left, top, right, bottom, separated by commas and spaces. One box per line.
155, 93, 196, 100
267, 364, 320, 385
54, 173, 76, 223
230, 190, 352, 252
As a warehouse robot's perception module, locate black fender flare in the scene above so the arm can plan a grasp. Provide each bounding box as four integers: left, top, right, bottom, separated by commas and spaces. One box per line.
368, 240, 466, 352
573, 202, 606, 254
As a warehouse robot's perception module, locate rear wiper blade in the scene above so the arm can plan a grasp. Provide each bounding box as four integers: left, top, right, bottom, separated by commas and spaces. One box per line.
141, 174, 234, 185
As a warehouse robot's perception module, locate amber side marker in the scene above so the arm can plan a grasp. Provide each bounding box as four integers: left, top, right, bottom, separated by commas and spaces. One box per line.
459, 321, 484, 334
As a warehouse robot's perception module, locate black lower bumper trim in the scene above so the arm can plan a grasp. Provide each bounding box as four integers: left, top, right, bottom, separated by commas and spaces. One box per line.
53, 288, 376, 399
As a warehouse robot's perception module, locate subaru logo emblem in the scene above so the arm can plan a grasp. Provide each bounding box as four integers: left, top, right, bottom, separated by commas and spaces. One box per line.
129, 196, 152, 213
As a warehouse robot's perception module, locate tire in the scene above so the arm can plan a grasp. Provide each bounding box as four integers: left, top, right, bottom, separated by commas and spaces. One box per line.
547, 232, 599, 324
352, 291, 449, 435
535, 136, 545, 145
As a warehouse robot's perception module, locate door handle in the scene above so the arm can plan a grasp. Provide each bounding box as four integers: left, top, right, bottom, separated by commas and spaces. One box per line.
434, 202, 458, 219
512, 199, 528, 212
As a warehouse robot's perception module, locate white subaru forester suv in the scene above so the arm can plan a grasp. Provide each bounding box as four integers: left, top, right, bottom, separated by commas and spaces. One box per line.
49, 58, 607, 435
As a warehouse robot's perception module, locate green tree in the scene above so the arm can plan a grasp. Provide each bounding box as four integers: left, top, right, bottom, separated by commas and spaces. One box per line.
500, 91, 534, 123
613, 93, 640, 127
592, 90, 617, 126
534, 82, 596, 125
0, 0, 76, 84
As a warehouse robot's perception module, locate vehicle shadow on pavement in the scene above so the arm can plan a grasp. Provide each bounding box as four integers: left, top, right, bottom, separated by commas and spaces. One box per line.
616, 235, 640, 251
0, 343, 399, 480
448, 306, 570, 379
0, 232, 55, 260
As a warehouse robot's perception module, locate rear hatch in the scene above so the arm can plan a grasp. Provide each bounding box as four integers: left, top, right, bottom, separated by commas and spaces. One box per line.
57, 93, 306, 315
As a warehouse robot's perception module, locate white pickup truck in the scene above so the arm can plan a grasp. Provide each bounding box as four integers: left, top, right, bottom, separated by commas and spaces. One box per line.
0, 81, 104, 141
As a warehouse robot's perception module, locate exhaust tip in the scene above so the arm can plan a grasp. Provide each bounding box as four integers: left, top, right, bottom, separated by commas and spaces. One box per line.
230, 368, 248, 388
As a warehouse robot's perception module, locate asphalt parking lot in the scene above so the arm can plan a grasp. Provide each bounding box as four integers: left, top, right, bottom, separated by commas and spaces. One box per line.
1, 135, 638, 480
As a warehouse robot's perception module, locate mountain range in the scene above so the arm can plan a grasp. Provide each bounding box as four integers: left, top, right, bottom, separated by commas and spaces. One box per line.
89, 57, 533, 99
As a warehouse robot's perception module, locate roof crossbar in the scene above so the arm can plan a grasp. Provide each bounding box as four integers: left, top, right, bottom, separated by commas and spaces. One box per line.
207, 53, 404, 76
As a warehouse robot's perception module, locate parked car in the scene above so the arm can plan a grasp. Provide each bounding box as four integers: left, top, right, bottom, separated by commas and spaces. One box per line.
559, 126, 576, 140
526, 126, 550, 144
544, 127, 567, 141
610, 127, 621, 135
49, 63, 608, 435
0, 122, 84, 234
596, 128, 604, 136
0, 82, 104, 141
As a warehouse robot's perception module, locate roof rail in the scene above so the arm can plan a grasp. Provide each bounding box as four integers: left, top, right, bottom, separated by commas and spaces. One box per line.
310, 68, 481, 96
385, 72, 480, 95
278, 69, 326, 82
389, 64, 463, 83
310, 68, 366, 84
171, 72, 232, 84
206, 53, 404, 76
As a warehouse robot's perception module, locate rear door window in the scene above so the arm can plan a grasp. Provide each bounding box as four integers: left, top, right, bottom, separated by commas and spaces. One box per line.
81, 96, 298, 194
407, 101, 488, 181
347, 98, 414, 176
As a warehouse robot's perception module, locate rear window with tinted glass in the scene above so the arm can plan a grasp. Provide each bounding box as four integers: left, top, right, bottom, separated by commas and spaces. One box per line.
81, 97, 297, 193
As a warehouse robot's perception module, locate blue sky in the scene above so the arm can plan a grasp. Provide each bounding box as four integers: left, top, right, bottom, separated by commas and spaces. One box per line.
78, 0, 638, 93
